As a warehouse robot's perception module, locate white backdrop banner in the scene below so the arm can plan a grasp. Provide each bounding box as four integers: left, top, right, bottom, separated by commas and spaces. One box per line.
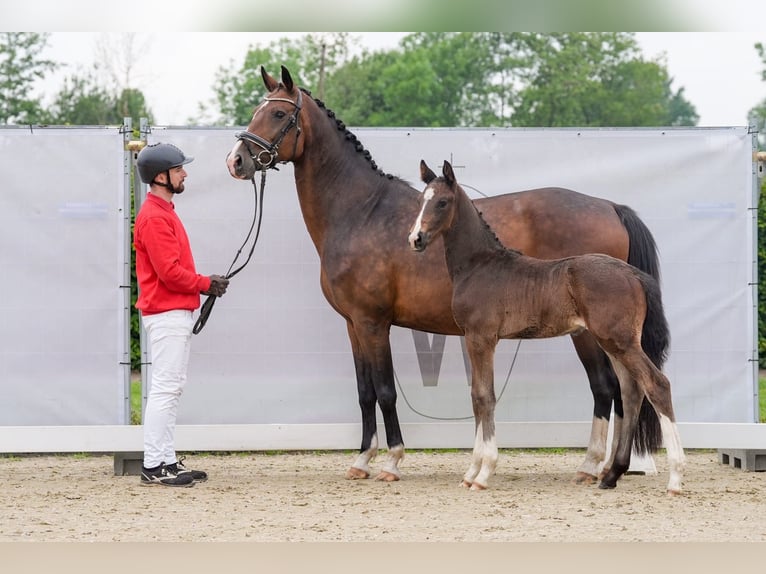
149, 126, 757, 427
0, 126, 129, 425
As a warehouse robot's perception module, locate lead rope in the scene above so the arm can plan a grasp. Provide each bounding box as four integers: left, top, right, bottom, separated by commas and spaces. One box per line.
193, 169, 267, 335
393, 339, 521, 421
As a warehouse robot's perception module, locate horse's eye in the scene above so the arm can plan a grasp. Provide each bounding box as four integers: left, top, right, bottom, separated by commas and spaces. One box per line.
275, 110, 286, 119
436, 199, 448, 209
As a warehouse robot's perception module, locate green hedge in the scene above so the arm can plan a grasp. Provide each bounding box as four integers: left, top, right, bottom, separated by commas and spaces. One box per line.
759, 176, 766, 368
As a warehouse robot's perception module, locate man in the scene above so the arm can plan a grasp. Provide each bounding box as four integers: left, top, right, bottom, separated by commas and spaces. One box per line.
134, 142, 229, 487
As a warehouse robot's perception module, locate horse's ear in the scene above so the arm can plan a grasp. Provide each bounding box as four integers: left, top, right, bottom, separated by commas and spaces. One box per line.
281, 65, 294, 92
442, 161, 456, 187
420, 160, 436, 184
261, 66, 279, 92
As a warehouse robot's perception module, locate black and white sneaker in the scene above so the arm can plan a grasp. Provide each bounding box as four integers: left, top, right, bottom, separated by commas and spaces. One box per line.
140, 463, 195, 487
167, 457, 208, 482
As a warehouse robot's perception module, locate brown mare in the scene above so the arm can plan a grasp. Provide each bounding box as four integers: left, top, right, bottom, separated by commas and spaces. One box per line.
409, 160, 685, 493
225, 65, 663, 484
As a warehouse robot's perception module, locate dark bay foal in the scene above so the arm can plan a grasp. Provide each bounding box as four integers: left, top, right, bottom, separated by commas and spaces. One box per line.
408, 160, 685, 494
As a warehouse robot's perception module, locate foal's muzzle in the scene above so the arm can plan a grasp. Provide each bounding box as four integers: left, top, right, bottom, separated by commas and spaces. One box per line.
409, 231, 428, 252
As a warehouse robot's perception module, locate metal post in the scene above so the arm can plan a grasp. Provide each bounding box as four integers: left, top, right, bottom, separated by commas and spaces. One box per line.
120, 118, 134, 425
130, 118, 150, 422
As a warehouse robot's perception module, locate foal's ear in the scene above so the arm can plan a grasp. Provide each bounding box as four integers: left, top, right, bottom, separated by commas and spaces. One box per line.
442, 160, 456, 186
261, 66, 279, 92
280, 65, 294, 92
420, 160, 437, 184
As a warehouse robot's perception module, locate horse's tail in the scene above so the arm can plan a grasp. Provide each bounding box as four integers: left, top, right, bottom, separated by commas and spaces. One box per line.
614, 203, 661, 282
614, 203, 666, 455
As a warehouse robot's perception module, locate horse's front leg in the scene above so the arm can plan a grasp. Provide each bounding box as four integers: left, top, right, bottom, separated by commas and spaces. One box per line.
461, 333, 499, 491
346, 320, 405, 482
368, 328, 405, 482
345, 322, 380, 480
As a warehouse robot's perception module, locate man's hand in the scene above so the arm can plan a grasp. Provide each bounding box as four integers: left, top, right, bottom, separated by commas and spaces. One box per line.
202, 275, 229, 297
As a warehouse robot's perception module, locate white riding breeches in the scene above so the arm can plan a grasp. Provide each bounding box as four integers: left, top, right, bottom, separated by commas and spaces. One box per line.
141, 309, 194, 469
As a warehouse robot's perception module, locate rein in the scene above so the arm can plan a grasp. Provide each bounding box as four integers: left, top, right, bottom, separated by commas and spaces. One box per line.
194, 88, 303, 335
192, 170, 266, 335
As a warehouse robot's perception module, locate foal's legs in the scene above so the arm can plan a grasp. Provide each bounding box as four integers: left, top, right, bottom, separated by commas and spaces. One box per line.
345, 321, 405, 482
462, 332, 499, 490
598, 358, 643, 489
603, 349, 685, 494
570, 332, 621, 483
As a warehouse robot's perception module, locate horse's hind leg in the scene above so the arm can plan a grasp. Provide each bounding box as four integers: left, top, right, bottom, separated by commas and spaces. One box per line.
633, 358, 685, 494
570, 332, 619, 484
598, 357, 642, 490
462, 333, 499, 490
604, 349, 685, 494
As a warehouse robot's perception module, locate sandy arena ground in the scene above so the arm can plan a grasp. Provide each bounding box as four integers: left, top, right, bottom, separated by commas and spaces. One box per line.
1, 449, 765, 543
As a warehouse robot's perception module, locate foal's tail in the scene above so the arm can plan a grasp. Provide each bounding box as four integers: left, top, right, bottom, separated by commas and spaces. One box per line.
614, 203, 666, 455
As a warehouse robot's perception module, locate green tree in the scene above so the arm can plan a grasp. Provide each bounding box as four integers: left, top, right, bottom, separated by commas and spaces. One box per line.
325, 33, 499, 127
0, 32, 57, 124
324, 49, 444, 126
511, 33, 698, 127
44, 72, 153, 126
275, 32, 695, 129
45, 74, 114, 124
210, 33, 352, 125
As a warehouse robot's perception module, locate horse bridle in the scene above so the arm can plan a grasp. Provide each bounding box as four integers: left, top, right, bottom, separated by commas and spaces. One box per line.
234, 88, 304, 169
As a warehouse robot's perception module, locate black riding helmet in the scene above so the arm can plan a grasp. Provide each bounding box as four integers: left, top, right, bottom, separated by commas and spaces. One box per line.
137, 143, 194, 193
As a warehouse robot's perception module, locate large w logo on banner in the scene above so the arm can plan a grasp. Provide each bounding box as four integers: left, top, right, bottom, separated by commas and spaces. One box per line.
410, 330, 471, 387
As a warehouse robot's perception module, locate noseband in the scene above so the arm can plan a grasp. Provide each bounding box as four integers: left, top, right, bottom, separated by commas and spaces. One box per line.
235, 88, 303, 169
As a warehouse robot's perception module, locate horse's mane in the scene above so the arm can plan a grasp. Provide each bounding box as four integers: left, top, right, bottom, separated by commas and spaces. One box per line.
452, 179, 522, 256
300, 87, 406, 184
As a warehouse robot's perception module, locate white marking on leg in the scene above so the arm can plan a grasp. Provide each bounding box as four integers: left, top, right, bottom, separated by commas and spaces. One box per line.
578, 416, 609, 478
380, 444, 405, 478
659, 414, 685, 494
472, 433, 498, 490
462, 421, 482, 486
352, 432, 379, 475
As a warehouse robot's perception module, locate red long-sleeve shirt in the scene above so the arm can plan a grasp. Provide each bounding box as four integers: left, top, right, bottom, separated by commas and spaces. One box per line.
134, 193, 211, 316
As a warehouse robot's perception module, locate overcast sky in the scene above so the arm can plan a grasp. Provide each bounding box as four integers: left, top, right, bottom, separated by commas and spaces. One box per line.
36, 32, 765, 127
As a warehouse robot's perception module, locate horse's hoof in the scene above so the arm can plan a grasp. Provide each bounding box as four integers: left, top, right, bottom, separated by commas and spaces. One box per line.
345, 467, 370, 480
573, 472, 597, 485
460, 479, 472, 489
598, 481, 617, 490
469, 482, 487, 491
666, 489, 682, 497
374, 471, 400, 482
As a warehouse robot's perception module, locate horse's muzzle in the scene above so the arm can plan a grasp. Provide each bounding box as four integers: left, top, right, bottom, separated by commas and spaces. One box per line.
226, 145, 255, 180
409, 231, 428, 252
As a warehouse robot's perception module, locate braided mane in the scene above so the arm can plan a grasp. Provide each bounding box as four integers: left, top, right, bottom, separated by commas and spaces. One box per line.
476, 205, 518, 254
443, 175, 522, 256
301, 87, 397, 181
